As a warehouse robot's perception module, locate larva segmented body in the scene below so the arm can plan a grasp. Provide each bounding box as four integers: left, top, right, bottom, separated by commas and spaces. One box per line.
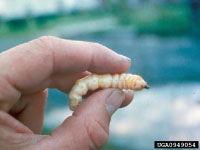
68, 73, 148, 111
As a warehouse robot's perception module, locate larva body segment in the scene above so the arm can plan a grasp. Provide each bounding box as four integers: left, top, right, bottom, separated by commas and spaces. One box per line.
69, 73, 148, 111
111, 74, 119, 88
99, 74, 112, 88
84, 75, 99, 90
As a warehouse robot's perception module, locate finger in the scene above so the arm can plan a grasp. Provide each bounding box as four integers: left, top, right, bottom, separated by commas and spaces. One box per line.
0, 36, 131, 94
83, 89, 134, 107
49, 71, 91, 93
40, 37, 131, 74
120, 90, 134, 107
82, 89, 99, 98
49, 89, 132, 149
9, 90, 48, 134
0, 110, 32, 134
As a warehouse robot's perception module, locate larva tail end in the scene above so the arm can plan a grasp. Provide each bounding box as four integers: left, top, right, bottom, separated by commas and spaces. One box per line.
144, 84, 150, 89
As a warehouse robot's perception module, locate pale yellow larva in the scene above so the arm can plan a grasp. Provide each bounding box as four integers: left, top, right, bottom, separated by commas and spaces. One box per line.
68, 73, 149, 111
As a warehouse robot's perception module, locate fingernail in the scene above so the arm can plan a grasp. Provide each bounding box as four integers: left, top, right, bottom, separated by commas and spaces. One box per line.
119, 54, 131, 62
105, 90, 125, 116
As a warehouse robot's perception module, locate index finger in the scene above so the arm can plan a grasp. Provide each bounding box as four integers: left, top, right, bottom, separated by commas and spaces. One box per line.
0, 36, 131, 92
42, 36, 131, 74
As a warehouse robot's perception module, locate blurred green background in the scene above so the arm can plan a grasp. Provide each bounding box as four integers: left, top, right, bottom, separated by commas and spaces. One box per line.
0, 0, 200, 149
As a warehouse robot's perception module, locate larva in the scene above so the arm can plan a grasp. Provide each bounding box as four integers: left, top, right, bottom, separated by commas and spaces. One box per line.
68, 73, 149, 111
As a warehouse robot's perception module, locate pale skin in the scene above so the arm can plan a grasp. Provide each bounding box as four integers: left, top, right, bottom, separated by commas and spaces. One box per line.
0, 36, 134, 150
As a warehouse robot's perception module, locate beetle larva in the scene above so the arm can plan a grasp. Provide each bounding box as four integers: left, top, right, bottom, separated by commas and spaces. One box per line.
68, 73, 149, 111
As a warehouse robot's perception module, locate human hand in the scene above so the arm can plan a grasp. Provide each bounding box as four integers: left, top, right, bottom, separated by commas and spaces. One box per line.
0, 36, 134, 150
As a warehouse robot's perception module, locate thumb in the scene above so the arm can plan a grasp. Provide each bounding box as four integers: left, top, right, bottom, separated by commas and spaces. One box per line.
50, 89, 130, 150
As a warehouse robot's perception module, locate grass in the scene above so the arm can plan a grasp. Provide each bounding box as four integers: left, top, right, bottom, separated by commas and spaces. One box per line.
101, 142, 132, 150
130, 4, 192, 36
0, 4, 192, 37
0, 11, 112, 38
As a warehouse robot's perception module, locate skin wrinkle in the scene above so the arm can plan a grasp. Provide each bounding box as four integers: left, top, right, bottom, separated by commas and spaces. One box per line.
4, 76, 21, 101
36, 46, 54, 82
0, 111, 32, 134
5, 39, 53, 94
85, 121, 98, 150
94, 119, 109, 136
7, 135, 30, 149
83, 89, 112, 150
66, 90, 116, 149
49, 116, 83, 149
49, 41, 56, 75
85, 117, 109, 149
1, 63, 21, 98
9, 100, 28, 117
46, 36, 61, 74
15, 91, 48, 134
8, 134, 49, 150
24, 39, 53, 90
87, 47, 96, 74
0, 76, 21, 112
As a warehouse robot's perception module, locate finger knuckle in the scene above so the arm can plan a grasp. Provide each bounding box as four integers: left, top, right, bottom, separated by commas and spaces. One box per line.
33, 36, 57, 50
92, 42, 104, 48
37, 36, 55, 43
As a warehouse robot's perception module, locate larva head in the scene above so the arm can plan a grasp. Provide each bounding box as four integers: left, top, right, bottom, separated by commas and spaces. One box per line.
133, 75, 147, 91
